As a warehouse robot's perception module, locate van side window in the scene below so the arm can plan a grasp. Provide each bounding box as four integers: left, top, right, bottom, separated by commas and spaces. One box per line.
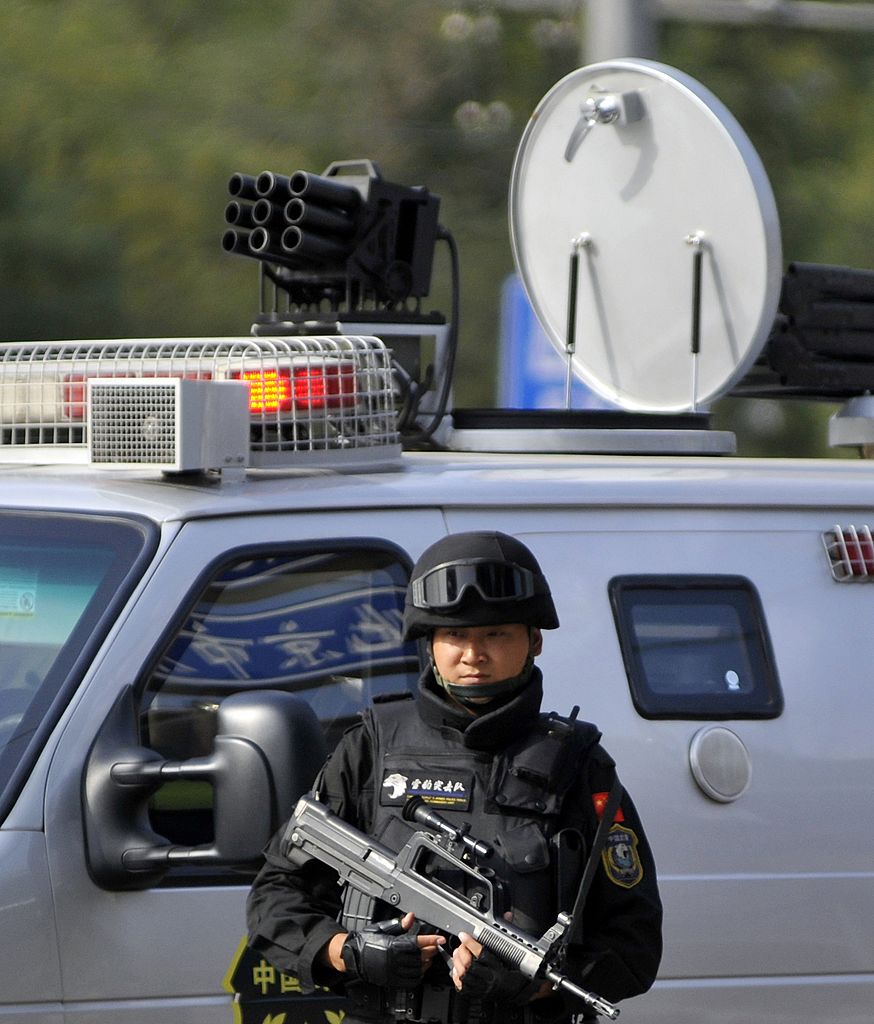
139, 544, 419, 861
0, 513, 153, 824
609, 575, 783, 719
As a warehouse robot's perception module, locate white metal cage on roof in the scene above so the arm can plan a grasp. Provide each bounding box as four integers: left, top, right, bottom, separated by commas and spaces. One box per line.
0, 335, 401, 471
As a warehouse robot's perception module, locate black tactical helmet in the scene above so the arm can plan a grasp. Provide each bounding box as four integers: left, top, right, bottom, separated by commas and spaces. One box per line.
403, 531, 559, 641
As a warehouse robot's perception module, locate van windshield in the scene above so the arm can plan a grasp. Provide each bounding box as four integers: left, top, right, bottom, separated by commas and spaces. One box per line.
0, 513, 154, 819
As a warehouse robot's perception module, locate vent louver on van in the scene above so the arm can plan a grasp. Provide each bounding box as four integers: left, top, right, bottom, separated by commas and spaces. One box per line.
822, 525, 874, 580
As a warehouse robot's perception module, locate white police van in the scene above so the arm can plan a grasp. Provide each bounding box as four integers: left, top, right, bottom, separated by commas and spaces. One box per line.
3, 60, 874, 1024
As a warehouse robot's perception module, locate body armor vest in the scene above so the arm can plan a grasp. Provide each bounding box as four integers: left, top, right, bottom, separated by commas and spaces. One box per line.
338, 694, 605, 1024
362, 696, 602, 937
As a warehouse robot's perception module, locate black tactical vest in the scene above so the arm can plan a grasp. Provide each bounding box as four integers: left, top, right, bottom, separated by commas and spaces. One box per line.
360, 697, 604, 937
337, 693, 608, 1024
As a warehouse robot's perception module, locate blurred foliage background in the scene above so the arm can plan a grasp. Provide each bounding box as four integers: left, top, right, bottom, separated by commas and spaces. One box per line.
2, 0, 874, 456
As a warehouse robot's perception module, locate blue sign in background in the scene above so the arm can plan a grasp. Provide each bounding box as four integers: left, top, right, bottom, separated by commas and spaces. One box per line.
498, 274, 613, 410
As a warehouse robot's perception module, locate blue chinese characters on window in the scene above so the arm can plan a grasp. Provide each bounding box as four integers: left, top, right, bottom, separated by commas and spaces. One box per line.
145, 547, 420, 765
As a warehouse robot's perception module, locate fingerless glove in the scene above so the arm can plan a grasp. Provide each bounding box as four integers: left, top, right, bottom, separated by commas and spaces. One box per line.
459, 948, 540, 1004
340, 925, 422, 988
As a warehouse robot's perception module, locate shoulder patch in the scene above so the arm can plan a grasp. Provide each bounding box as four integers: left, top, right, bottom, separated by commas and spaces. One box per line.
601, 823, 643, 888
592, 791, 625, 823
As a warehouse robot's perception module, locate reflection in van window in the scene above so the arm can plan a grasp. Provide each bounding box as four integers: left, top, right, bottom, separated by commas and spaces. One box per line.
609, 575, 783, 720
141, 545, 419, 855
0, 514, 152, 820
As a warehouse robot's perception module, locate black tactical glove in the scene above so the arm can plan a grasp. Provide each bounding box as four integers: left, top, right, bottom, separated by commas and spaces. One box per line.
340, 921, 423, 988
458, 948, 540, 1003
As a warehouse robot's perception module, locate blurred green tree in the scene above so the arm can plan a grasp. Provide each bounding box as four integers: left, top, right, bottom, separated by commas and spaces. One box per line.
0, 0, 872, 457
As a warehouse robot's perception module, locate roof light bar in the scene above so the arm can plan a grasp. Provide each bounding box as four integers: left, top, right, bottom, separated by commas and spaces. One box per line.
231, 363, 357, 415
822, 525, 874, 581
0, 335, 400, 472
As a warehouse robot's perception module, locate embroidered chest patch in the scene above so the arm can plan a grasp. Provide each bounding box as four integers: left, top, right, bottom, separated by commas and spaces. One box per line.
601, 823, 643, 888
379, 767, 474, 811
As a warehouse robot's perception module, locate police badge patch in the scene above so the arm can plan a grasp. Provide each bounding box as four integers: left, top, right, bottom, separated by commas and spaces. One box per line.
601, 823, 644, 888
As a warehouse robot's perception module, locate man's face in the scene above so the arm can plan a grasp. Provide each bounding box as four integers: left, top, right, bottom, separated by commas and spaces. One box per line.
431, 623, 542, 697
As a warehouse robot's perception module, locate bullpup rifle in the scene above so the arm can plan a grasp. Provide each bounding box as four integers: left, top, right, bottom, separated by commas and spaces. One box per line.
281, 794, 620, 1019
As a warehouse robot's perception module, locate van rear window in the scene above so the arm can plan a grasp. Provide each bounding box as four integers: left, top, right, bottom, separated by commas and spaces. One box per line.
609, 575, 783, 719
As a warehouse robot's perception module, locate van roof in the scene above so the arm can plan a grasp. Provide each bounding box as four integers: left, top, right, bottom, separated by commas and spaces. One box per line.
2, 450, 873, 524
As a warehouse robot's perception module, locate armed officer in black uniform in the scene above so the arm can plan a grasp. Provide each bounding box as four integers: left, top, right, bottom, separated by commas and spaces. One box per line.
247, 531, 662, 1023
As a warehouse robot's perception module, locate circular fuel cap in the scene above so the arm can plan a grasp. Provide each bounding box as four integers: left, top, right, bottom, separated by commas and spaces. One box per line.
689, 725, 752, 803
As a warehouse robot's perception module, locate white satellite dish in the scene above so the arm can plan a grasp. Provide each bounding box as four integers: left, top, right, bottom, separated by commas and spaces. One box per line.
509, 59, 783, 413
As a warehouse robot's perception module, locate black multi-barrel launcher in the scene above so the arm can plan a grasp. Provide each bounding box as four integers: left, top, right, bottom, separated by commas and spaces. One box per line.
222, 160, 442, 316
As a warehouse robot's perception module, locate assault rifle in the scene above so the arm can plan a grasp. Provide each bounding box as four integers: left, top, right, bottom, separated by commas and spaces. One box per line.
282, 794, 620, 1020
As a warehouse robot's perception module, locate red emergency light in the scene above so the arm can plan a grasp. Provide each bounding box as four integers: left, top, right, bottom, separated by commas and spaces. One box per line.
823, 525, 874, 580
63, 371, 213, 421
237, 369, 293, 414
232, 364, 357, 414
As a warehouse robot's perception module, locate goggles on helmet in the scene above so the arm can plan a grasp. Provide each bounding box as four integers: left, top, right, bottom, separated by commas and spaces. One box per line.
410, 558, 536, 611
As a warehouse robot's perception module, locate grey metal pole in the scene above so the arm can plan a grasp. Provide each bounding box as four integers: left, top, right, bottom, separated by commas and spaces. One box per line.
583, 0, 658, 62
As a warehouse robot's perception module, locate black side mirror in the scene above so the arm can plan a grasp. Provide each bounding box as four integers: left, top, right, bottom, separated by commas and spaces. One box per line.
83, 686, 326, 889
